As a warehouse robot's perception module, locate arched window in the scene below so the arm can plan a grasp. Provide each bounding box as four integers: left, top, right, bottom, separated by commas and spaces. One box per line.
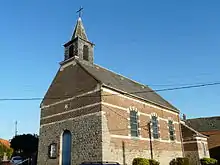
168, 120, 175, 140
61, 130, 72, 165
151, 116, 159, 139
69, 45, 74, 58
83, 45, 89, 61
130, 110, 139, 137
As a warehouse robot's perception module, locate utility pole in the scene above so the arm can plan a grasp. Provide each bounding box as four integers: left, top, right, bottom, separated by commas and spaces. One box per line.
148, 122, 153, 159
122, 141, 126, 165
15, 121, 18, 136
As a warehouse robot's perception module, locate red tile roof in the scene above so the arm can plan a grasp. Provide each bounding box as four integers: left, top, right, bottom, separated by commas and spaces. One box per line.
0, 138, 10, 148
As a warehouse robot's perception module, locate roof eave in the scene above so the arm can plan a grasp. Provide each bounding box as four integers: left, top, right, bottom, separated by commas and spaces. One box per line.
101, 84, 179, 113
63, 37, 78, 47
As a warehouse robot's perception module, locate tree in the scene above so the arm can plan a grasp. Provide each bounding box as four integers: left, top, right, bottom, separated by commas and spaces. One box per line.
10, 134, 38, 157
0, 142, 13, 160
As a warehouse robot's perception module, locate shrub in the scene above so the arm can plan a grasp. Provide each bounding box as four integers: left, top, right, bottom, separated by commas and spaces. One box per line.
169, 158, 189, 165
200, 158, 218, 165
176, 157, 189, 165
133, 158, 150, 165
170, 159, 177, 165
148, 159, 160, 165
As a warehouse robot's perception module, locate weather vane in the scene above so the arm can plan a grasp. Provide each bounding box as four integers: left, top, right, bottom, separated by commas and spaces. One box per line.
76, 7, 83, 18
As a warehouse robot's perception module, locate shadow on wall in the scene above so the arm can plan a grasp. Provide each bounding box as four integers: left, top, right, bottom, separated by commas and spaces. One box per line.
210, 146, 220, 164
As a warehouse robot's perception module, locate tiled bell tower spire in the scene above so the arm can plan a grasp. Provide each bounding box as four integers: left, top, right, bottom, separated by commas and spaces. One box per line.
63, 8, 94, 64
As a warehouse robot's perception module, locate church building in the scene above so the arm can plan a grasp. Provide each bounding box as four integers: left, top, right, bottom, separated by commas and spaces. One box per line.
37, 14, 209, 165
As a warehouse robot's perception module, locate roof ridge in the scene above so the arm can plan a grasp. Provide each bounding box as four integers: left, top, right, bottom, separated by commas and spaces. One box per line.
187, 116, 220, 120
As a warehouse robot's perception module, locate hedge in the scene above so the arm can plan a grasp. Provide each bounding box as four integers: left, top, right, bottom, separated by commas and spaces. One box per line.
132, 158, 160, 165
148, 159, 160, 165
133, 158, 150, 165
170, 157, 189, 165
200, 158, 218, 165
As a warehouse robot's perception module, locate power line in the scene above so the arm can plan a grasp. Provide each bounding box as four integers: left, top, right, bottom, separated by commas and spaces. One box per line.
102, 104, 129, 121
147, 80, 220, 87
135, 81, 220, 94
0, 81, 220, 101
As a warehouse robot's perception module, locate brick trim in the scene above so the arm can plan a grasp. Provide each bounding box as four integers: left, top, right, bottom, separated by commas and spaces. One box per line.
183, 141, 200, 144
41, 102, 101, 120
128, 106, 140, 137
167, 119, 176, 141
150, 114, 161, 141
110, 134, 181, 144
40, 111, 101, 127
102, 102, 179, 123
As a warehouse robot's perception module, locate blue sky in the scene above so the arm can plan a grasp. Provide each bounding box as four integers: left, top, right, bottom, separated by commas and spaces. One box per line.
0, 0, 220, 140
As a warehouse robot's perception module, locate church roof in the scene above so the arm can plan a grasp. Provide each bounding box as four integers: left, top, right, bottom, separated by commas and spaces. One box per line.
77, 60, 179, 112
186, 116, 220, 132
181, 122, 207, 139
71, 17, 88, 41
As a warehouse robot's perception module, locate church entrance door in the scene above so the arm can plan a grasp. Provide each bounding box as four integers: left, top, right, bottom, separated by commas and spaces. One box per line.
61, 130, 72, 165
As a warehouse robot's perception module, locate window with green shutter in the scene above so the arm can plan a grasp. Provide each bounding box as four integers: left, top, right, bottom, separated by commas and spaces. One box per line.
152, 116, 159, 139
168, 120, 175, 141
130, 110, 139, 137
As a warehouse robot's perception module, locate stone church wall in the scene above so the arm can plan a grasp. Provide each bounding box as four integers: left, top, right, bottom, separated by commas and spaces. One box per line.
38, 63, 103, 165
38, 110, 103, 165
101, 88, 183, 165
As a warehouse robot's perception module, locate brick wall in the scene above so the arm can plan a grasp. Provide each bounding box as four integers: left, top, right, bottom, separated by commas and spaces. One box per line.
101, 88, 183, 165
181, 123, 210, 165
38, 63, 185, 165
41, 62, 98, 106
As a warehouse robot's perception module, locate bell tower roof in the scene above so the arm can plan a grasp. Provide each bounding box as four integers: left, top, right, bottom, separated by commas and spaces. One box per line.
71, 17, 88, 41
63, 8, 94, 64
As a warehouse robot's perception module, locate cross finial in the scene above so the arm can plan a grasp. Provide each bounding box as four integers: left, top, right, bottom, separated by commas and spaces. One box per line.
76, 7, 83, 18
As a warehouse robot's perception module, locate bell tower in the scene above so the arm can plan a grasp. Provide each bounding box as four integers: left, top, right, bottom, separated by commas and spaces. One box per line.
63, 10, 94, 64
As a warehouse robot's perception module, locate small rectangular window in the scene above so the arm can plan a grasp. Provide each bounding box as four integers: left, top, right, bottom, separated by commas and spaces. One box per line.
152, 116, 159, 139
168, 120, 175, 141
130, 111, 139, 137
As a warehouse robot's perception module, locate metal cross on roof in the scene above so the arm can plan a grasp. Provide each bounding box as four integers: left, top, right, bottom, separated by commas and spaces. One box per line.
76, 7, 83, 18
